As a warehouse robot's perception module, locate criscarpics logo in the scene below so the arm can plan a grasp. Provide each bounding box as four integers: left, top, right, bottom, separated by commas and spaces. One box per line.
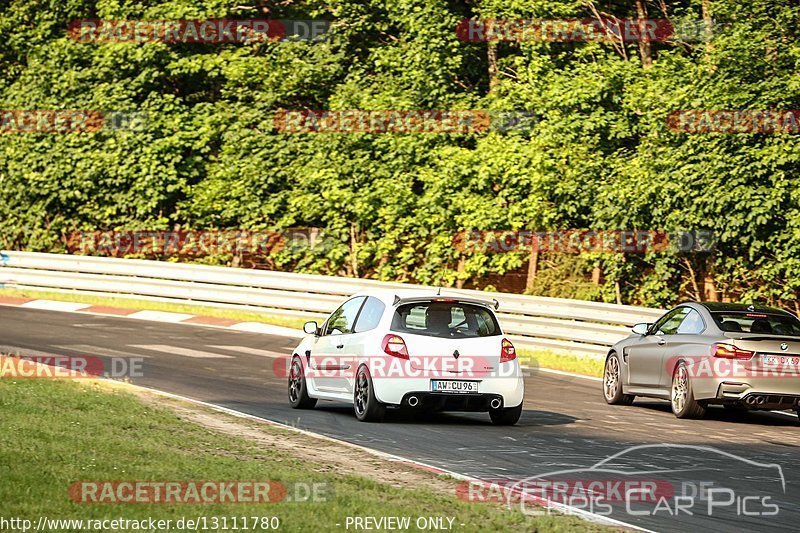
495, 444, 785, 520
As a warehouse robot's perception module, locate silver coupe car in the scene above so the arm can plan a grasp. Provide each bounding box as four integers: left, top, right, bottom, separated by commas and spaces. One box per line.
603, 302, 800, 420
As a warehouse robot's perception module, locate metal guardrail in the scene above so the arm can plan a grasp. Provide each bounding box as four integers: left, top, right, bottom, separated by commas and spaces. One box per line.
0, 251, 665, 356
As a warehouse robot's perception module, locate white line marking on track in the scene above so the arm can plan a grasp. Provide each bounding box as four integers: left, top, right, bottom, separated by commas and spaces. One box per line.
534, 367, 602, 382
228, 322, 303, 338
0, 345, 68, 358
208, 345, 288, 358
20, 300, 89, 312
54, 344, 151, 358
128, 344, 234, 359
127, 310, 195, 323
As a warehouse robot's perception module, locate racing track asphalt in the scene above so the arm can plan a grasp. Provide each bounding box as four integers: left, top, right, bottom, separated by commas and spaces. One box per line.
2, 305, 799, 533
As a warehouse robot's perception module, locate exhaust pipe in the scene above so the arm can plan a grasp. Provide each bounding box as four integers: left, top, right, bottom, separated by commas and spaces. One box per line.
746, 396, 757, 406
490, 398, 502, 409
407, 396, 419, 407
756, 396, 767, 405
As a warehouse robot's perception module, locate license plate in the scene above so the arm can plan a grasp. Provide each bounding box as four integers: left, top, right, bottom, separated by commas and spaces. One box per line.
430, 380, 479, 393
762, 354, 800, 367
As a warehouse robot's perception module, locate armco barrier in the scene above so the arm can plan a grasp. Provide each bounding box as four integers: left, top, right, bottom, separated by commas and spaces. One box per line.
0, 251, 665, 356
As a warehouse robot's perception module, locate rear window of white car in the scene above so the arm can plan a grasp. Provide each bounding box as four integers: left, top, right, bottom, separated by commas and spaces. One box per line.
712, 312, 800, 336
390, 301, 500, 338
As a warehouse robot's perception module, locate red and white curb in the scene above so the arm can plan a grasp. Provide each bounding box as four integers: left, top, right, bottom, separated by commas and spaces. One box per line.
0, 295, 303, 339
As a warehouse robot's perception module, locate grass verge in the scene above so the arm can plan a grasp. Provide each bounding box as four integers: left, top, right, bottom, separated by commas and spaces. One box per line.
518, 349, 605, 378
0, 378, 607, 532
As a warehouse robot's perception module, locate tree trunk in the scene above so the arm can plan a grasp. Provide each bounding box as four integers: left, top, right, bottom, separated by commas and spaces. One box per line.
634, 0, 653, 68
592, 265, 602, 285
703, 275, 719, 301
456, 257, 466, 289
703, 258, 719, 302
682, 258, 701, 301
487, 42, 499, 89
525, 251, 539, 292
701, 0, 713, 29
349, 223, 359, 277
701, 0, 714, 57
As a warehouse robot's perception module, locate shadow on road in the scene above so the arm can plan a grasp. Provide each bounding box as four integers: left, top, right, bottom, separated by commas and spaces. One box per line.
633, 400, 800, 427
300, 405, 579, 427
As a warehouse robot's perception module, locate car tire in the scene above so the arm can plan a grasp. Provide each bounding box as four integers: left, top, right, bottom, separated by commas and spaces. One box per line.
288, 356, 317, 409
671, 361, 706, 419
489, 403, 523, 426
354, 365, 385, 422
603, 352, 635, 405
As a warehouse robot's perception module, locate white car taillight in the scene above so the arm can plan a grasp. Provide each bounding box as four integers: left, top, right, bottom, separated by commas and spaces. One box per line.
500, 338, 516, 363
382, 334, 409, 359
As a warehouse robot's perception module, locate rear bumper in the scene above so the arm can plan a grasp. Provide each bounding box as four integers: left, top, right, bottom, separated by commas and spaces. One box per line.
715, 382, 800, 409
372, 375, 524, 407
696, 379, 800, 409
683, 357, 800, 406
399, 392, 512, 412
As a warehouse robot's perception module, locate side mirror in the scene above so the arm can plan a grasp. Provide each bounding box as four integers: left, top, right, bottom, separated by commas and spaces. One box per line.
303, 321, 319, 335
632, 323, 652, 335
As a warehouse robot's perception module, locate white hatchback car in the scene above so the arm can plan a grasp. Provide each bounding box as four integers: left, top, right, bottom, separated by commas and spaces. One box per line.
287, 290, 525, 424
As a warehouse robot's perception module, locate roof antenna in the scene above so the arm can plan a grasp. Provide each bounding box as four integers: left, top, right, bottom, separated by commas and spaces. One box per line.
437, 286, 441, 295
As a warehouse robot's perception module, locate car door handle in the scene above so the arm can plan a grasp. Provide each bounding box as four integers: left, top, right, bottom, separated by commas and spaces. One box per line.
657, 338, 666, 346
336, 344, 344, 349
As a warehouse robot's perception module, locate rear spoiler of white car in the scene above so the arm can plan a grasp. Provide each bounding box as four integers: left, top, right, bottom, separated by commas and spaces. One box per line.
392, 294, 500, 311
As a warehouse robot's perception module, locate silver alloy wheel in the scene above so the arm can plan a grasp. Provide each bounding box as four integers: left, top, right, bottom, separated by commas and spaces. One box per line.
604, 356, 620, 400
672, 365, 689, 413
288, 359, 302, 403
354, 371, 368, 416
